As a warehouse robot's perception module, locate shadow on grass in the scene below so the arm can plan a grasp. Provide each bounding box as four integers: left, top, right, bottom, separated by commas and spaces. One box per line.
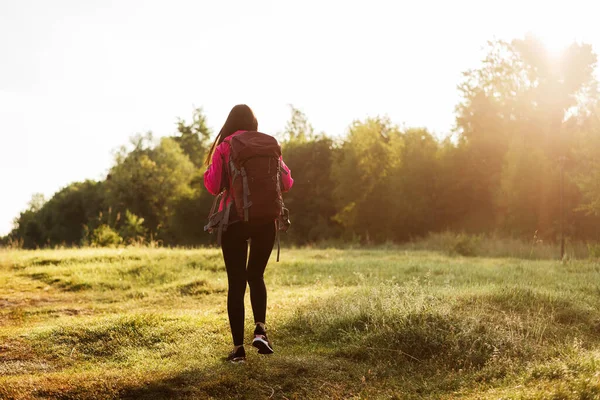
26, 272, 92, 292
119, 356, 363, 400
21, 356, 360, 400
175, 280, 226, 296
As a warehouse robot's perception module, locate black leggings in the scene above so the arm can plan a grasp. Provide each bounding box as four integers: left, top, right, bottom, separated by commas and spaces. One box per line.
221, 220, 276, 346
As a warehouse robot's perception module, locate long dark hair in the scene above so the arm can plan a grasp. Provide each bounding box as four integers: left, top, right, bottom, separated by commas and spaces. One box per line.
204, 104, 258, 166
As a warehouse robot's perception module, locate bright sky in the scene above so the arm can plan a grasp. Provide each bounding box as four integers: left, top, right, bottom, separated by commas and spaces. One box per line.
1, 0, 599, 236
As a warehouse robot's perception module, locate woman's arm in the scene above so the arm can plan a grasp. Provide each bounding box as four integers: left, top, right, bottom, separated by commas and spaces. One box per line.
204, 147, 224, 195
280, 157, 294, 192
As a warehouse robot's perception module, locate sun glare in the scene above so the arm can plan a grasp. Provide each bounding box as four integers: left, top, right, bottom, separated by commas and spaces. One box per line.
540, 31, 572, 57
531, 15, 577, 57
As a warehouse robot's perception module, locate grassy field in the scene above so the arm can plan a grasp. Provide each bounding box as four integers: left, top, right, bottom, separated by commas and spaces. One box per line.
0, 247, 599, 399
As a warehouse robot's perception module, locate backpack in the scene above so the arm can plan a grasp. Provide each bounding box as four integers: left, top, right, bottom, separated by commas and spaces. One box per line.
205, 131, 290, 260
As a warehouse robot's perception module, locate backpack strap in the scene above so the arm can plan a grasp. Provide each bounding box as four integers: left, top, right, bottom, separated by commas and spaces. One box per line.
275, 159, 285, 262
229, 160, 239, 187
276, 219, 281, 262
240, 167, 253, 221
216, 140, 234, 245
220, 154, 228, 191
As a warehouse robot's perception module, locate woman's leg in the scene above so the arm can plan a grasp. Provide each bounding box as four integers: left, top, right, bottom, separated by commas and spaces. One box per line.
221, 222, 249, 346
247, 221, 276, 325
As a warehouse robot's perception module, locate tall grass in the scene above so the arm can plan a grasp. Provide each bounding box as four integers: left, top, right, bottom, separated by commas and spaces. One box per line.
402, 231, 592, 259
1, 247, 599, 399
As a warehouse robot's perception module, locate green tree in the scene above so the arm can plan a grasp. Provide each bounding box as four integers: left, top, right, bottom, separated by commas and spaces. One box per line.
279, 107, 340, 243
282, 137, 340, 243
456, 36, 598, 238
332, 117, 402, 242
497, 137, 554, 235
172, 107, 212, 169
106, 134, 195, 243
40, 181, 106, 246
571, 108, 600, 238
9, 194, 46, 248
169, 176, 215, 246
282, 105, 314, 143
393, 128, 441, 239
433, 139, 476, 231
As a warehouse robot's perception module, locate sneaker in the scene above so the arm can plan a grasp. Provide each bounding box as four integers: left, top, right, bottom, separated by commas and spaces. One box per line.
252, 325, 274, 354
226, 346, 246, 363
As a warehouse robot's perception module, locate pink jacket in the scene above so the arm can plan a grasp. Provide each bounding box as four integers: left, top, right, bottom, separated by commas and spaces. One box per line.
204, 130, 294, 212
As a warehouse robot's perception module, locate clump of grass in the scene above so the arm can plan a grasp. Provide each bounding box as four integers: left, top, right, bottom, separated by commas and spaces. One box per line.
11, 248, 227, 297
285, 280, 522, 370
27, 272, 92, 292
482, 285, 596, 327
184, 253, 225, 272
32, 314, 194, 361
174, 279, 226, 296
493, 346, 600, 400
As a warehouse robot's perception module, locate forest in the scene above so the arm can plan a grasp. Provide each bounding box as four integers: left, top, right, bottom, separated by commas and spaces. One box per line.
4, 36, 600, 249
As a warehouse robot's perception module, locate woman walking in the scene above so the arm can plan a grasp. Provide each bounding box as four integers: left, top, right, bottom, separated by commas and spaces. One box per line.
204, 104, 294, 362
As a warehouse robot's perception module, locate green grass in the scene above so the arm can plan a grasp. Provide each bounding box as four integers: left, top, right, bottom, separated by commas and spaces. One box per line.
0, 247, 599, 399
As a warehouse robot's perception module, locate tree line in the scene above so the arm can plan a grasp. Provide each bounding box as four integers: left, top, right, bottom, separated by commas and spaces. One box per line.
4, 35, 600, 249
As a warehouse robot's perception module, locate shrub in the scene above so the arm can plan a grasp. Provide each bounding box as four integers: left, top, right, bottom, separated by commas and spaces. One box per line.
448, 233, 481, 257
587, 242, 600, 259
119, 210, 147, 245
91, 225, 122, 247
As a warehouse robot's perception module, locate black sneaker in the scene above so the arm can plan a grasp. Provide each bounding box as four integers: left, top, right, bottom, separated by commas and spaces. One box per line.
226, 346, 246, 363
252, 326, 274, 354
